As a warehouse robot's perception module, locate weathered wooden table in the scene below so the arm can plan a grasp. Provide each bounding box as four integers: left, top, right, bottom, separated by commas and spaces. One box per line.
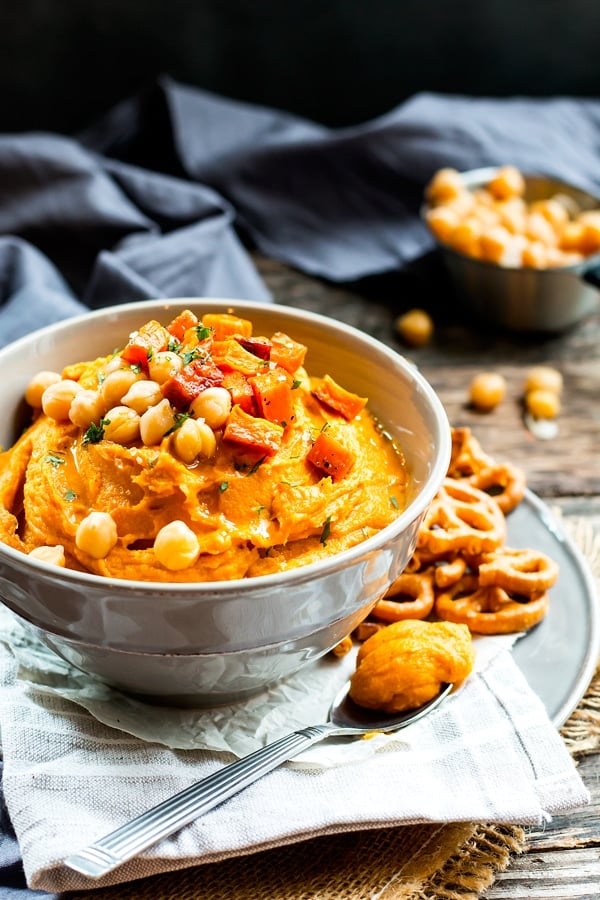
256, 252, 600, 900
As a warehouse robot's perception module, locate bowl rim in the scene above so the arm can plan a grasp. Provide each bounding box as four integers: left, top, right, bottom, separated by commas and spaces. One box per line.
0, 297, 451, 594
422, 165, 600, 275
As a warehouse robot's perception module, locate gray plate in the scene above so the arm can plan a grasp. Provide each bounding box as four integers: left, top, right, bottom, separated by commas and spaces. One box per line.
509, 490, 600, 725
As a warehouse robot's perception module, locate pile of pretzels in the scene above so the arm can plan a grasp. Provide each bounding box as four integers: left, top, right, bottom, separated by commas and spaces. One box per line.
356, 427, 559, 638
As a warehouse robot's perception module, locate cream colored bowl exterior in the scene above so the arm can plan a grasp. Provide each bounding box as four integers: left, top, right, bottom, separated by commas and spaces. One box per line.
0, 299, 450, 706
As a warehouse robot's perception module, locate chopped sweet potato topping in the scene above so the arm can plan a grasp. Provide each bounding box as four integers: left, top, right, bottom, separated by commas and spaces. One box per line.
312, 374, 367, 420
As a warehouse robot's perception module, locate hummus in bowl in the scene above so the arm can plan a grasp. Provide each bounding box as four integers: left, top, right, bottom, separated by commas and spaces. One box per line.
1, 308, 408, 583
0, 299, 450, 705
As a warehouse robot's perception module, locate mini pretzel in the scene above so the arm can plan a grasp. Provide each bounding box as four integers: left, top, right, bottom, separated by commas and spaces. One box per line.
448, 427, 491, 477
417, 478, 506, 557
468, 462, 527, 515
433, 555, 469, 588
373, 571, 435, 622
435, 574, 549, 634
478, 546, 560, 595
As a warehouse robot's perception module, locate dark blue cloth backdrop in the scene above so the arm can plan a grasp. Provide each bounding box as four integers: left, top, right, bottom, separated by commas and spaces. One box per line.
2, 78, 600, 893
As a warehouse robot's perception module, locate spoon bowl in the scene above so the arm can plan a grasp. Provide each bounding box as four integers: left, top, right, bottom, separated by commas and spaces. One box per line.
64, 681, 453, 879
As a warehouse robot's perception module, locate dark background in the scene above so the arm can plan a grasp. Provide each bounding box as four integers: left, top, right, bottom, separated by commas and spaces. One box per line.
1, 0, 600, 134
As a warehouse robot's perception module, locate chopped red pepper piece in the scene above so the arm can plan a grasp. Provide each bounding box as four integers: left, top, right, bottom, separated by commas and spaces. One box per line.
201, 313, 252, 341
312, 374, 367, 421
223, 405, 284, 455
121, 320, 171, 369
249, 367, 295, 426
307, 430, 355, 481
161, 357, 224, 409
236, 335, 273, 360
270, 331, 307, 374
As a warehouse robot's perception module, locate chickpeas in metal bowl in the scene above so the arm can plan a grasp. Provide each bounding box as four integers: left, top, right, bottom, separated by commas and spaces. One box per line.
423, 166, 600, 332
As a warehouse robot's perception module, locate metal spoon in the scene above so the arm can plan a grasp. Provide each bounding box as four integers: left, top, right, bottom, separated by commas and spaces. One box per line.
64, 681, 452, 879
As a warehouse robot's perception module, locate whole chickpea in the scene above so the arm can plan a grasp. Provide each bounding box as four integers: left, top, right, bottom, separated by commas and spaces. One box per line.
140, 398, 176, 446
148, 351, 183, 384
101, 368, 142, 408
102, 406, 141, 444
154, 520, 200, 570
69, 389, 106, 429
189, 387, 232, 429
523, 365, 563, 397
525, 389, 561, 420
75, 511, 118, 559
25, 371, 62, 408
28, 545, 66, 567
41, 379, 83, 421
121, 380, 164, 415
468, 372, 507, 412
394, 309, 434, 348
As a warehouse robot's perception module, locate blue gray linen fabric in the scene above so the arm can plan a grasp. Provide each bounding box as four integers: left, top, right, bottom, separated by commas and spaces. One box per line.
1, 78, 600, 894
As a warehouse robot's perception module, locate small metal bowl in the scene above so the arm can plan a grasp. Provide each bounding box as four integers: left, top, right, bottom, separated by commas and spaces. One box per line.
426, 167, 600, 333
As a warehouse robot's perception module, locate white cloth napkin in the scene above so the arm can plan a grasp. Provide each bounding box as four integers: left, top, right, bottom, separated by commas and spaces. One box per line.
0, 609, 588, 894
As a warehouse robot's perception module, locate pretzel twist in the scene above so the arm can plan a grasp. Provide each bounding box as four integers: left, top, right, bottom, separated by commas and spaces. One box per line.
478, 546, 560, 595
417, 478, 506, 557
435, 574, 550, 634
374, 571, 435, 622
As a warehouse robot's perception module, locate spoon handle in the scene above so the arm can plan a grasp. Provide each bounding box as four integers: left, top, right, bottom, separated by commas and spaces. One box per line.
64, 722, 334, 879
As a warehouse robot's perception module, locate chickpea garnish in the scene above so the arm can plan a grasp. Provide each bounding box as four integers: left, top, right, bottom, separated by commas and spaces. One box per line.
171, 418, 217, 464
25, 371, 62, 408
41, 379, 83, 421
395, 309, 434, 347
189, 387, 232, 430
69, 389, 106, 429
154, 520, 200, 570
29, 545, 66, 567
468, 372, 507, 412
102, 406, 141, 444
75, 512, 118, 559
140, 398, 176, 446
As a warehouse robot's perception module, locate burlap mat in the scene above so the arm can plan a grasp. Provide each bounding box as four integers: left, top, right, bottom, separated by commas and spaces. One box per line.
62, 519, 600, 900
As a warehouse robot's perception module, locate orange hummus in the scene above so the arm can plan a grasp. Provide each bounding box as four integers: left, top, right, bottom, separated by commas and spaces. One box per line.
0, 310, 408, 582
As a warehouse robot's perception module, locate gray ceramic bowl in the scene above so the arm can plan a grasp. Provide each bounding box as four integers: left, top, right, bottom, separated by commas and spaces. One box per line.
427, 166, 600, 332
0, 299, 450, 707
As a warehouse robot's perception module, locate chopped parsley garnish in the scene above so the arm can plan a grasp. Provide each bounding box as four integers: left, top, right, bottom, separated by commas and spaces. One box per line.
291, 379, 302, 390
246, 456, 266, 476
320, 516, 332, 545
390, 495, 399, 509
219, 481, 229, 493
45, 453, 65, 468
168, 336, 181, 352
165, 412, 190, 435
64, 489, 77, 501
82, 418, 110, 445
195, 324, 212, 341
181, 348, 205, 365
130, 363, 143, 374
